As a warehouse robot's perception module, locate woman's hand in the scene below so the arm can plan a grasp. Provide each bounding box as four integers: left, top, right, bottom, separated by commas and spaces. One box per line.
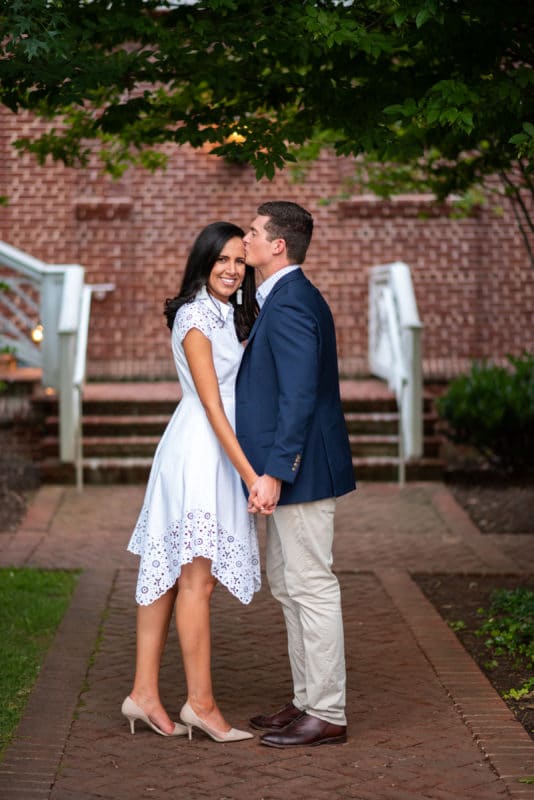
248, 474, 281, 515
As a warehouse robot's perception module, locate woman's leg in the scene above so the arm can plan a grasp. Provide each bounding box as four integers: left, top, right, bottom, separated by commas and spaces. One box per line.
175, 557, 230, 732
130, 586, 177, 734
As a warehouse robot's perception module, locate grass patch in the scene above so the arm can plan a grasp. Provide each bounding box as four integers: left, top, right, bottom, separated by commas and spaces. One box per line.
0, 568, 80, 758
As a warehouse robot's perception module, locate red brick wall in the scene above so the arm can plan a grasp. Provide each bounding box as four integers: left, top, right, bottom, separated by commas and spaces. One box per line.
1, 108, 533, 380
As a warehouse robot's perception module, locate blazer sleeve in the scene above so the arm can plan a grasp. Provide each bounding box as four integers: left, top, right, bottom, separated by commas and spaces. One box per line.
263, 298, 320, 483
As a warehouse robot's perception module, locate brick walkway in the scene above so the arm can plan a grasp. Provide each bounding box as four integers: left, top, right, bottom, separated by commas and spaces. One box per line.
1, 483, 534, 799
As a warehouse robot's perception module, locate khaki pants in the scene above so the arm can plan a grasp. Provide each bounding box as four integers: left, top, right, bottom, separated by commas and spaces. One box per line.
266, 498, 347, 726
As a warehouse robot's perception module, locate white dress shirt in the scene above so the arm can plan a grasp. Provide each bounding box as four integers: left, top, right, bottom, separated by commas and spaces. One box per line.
256, 265, 300, 309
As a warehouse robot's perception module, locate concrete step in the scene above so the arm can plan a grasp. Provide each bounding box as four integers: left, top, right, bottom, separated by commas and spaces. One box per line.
33, 380, 181, 417
39, 454, 444, 485
352, 457, 445, 482
41, 435, 159, 458
39, 457, 153, 485
41, 432, 443, 463
35, 379, 445, 483
350, 435, 442, 459
345, 412, 398, 435
44, 414, 171, 437
350, 435, 399, 458
344, 412, 439, 436
39, 395, 407, 416
36, 397, 178, 416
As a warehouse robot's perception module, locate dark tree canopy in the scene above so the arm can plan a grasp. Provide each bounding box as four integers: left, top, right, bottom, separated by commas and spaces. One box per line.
0, 1, 532, 207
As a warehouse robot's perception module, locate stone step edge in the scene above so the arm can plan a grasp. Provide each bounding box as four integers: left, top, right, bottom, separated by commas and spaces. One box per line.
39, 455, 444, 469
353, 456, 444, 466
40, 434, 442, 450
45, 411, 440, 424
44, 414, 172, 426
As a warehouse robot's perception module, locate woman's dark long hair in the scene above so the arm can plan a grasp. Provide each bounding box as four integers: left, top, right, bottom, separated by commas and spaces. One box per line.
164, 221, 257, 341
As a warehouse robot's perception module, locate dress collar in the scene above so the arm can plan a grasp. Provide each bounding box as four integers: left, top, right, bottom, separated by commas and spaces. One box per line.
198, 285, 232, 322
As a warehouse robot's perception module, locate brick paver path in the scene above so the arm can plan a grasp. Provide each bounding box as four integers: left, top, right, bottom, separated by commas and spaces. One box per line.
1, 483, 533, 799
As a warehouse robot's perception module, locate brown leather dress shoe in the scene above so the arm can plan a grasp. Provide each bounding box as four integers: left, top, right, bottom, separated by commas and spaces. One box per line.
249, 702, 305, 731
260, 712, 347, 748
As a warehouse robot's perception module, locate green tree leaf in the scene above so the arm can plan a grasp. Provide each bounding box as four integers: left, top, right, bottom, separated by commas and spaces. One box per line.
0, 0, 531, 227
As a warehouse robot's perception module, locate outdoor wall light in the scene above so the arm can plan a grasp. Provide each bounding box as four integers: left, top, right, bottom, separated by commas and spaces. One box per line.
91, 283, 115, 301
31, 323, 44, 343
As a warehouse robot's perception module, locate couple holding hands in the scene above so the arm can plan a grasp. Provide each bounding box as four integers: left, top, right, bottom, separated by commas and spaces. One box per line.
123, 201, 355, 749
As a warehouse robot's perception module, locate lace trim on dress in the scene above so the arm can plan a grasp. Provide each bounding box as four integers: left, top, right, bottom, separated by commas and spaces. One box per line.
129, 506, 260, 606
175, 300, 222, 343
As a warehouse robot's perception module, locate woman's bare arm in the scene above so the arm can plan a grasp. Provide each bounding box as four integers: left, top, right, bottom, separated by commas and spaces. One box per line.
183, 328, 258, 492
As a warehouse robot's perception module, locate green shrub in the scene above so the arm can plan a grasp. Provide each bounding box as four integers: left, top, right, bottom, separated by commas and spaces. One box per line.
476, 587, 534, 665
436, 353, 534, 474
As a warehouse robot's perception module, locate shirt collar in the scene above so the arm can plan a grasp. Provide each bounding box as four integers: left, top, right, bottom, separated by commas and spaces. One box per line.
256, 265, 300, 308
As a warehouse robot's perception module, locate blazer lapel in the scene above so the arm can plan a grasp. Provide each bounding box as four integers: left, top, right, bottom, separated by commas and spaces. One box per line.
246, 268, 304, 345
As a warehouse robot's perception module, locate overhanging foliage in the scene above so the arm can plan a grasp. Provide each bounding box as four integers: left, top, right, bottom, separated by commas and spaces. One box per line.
0, 1, 532, 215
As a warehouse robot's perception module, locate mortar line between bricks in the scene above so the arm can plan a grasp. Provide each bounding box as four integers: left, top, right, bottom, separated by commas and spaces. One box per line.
375, 567, 534, 799
0, 566, 117, 799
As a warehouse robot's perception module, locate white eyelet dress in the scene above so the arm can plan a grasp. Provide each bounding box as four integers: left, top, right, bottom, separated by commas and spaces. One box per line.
127, 287, 260, 606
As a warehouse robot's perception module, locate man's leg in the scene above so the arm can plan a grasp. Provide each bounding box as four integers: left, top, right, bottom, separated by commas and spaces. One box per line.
266, 513, 307, 712
269, 498, 346, 725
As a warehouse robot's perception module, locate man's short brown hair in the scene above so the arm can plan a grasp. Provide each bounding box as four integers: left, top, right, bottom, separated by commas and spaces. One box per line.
257, 201, 313, 264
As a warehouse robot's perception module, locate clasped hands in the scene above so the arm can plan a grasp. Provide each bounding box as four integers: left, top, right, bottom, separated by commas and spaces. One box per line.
247, 474, 282, 516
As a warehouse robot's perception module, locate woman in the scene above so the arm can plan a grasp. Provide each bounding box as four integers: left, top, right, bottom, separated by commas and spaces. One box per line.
123, 222, 262, 743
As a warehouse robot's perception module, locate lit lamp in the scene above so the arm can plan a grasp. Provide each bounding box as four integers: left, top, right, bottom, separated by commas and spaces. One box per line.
31, 323, 44, 343
225, 130, 247, 145
222, 127, 248, 165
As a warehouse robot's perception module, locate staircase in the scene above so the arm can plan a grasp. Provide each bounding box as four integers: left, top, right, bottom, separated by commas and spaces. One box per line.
342, 380, 443, 481
35, 382, 180, 484
34, 379, 444, 484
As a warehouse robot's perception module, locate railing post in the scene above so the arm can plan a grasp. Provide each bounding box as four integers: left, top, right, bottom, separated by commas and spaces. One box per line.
41, 271, 66, 389
390, 262, 423, 460
397, 381, 406, 486
73, 285, 93, 491
75, 387, 83, 492
58, 267, 84, 462
369, 261, 423, 477
402, 324, 423, 459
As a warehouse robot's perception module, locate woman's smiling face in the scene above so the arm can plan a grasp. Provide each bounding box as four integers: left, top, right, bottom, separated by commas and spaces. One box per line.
207, 237, 246, 303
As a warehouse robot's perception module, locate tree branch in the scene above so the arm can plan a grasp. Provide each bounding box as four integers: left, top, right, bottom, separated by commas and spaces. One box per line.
499, 172, 534, 269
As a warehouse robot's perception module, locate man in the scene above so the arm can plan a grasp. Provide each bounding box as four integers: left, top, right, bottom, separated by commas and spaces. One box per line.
235, 201, 356, 748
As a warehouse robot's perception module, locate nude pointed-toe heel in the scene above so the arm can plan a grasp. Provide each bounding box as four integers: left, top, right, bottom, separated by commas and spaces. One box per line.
179, 702, 253, 743
121, 696, 188, 737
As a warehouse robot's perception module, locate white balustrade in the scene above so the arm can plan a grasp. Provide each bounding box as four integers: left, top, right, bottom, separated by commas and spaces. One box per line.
368, 261, 423, 482
0, 240, 113, 490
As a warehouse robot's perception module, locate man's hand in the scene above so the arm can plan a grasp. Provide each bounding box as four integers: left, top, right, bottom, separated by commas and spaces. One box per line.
248, 474, 282, 515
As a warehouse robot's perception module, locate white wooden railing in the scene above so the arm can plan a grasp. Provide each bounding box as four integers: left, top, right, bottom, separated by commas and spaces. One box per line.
0, 241, 113, 490
368, 261, 423, 483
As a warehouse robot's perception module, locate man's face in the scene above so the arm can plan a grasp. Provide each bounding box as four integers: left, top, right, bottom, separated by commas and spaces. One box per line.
243, 215, 277, 272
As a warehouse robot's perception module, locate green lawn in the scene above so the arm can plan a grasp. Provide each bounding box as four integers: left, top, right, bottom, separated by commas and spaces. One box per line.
0, 568, 79, 757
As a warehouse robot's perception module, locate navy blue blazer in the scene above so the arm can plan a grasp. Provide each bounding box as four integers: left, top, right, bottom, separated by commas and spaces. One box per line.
235, 268, 355, 506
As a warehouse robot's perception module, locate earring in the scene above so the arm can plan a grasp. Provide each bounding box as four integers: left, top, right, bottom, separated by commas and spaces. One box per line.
236, 287, 243, 305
